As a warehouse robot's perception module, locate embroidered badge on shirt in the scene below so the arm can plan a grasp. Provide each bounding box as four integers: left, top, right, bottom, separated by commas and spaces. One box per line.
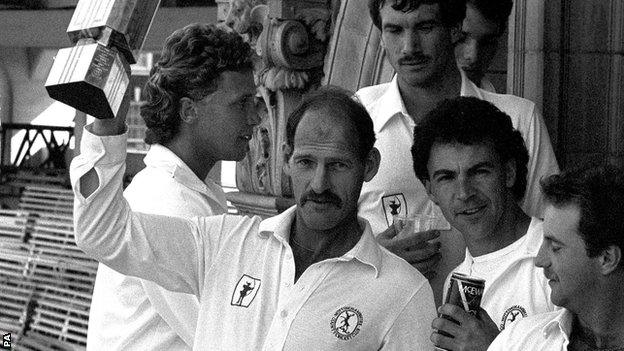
382, 193, 407, 226
231, 274, 261, 308
330, 306, 363, 340
499, 305, 527, 330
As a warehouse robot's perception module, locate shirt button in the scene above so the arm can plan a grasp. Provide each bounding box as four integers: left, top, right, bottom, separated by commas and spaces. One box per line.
280, 310, 288, 318
285, 282, 291, 288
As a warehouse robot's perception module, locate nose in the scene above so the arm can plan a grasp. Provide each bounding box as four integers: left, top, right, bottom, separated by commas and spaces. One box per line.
402, 30, 421, 55
310, 164, 330, 194
456, 176, 476, 201
247, 102, 261, 127
462, 38, 478, 65
535, 241, 550, 268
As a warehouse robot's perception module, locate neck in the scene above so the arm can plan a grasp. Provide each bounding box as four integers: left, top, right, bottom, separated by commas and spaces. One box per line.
466, 202, 530, 257
398, 62, 462, 122
571, 278, 624, 349
291, 214, 362, 263
163, 137, 216, 181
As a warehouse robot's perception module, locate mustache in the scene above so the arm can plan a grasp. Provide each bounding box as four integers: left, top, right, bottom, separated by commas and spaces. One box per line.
301, 191, 342, 207
398, 54, 430, 65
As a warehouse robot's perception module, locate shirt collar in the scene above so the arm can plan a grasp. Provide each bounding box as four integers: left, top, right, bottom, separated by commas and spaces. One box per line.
373, 71, 482, 134
257, 206, 382, 278
542, 309, 573, 341
371, 75, 410, 134
143, 145, 224, 206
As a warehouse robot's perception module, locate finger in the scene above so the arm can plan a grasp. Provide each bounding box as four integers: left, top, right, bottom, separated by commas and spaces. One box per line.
377, 225, 398, 240
394, 229, 441, 248
401, 244, 441, 263
430, 328, 458, 350
411, 253, 442, 273
431, 316, 462, 336
438, 303, 476, 325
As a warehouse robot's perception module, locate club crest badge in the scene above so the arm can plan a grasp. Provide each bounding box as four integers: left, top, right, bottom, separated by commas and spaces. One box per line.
500, 305, 527, 330
330, 306, 363, 340
231, 274, 261, 308
382, 193, 407, 226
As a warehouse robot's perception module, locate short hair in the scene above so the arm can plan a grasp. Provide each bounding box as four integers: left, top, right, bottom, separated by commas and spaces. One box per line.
411, 96, 529, 200
368, 0, 466, 29
541, 164, 624, 262
285, 87, 376, 160
141, 23, 253, 145
467, 0, 513, 33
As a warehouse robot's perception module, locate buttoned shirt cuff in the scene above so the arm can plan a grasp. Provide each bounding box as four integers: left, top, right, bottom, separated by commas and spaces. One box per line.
70, 125, 128, 203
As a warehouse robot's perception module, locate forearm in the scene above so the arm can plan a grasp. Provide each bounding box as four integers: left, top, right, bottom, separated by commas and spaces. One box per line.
71, 128, 205, 295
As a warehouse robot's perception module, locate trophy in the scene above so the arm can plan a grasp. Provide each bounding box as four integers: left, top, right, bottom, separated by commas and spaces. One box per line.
45, 0, 161, 119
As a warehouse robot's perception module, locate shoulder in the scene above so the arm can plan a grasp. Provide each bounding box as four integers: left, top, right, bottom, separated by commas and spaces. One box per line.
355, 83, 392, 109
478, 90, 537, 119
377, 246, 430, 292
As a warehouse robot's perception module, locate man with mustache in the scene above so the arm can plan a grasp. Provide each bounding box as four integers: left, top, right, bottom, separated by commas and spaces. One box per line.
86, 24, 260, 351
412, 97, 556, 350
489, 164, 624, 350
71, 88, 436, 350
455, 0, 513, 92
356, 0, 559, 305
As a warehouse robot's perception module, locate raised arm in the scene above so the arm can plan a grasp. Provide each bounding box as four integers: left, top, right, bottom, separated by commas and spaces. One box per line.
71, 101, 223, 297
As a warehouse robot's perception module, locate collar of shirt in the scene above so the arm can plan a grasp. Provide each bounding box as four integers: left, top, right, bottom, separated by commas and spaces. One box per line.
372, 71, 484, 134
143, 144, 226, 209
542, 308, 573, 341
257, 206, 382, 278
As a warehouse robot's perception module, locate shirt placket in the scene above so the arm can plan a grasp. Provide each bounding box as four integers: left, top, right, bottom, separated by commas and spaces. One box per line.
262, 253, 334, 350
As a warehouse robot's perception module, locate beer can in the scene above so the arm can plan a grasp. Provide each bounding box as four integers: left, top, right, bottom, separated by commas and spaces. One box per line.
444, 272, 485, 315
435, 273, 485, 350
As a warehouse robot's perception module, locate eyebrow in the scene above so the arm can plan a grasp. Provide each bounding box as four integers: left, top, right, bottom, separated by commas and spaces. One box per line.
430, 161, 495, 178
543, 234, 564, 245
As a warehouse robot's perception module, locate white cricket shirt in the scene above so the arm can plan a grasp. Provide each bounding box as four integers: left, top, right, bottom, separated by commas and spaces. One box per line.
87, 144, 227, 350
71, 129, 437, 350
443, 218, 557, 330
487, 309, 572, 350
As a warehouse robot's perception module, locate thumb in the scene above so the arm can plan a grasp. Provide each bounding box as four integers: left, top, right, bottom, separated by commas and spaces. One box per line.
377, 225, 398, 240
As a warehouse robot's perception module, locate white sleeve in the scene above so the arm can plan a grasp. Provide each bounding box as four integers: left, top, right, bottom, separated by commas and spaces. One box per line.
71, 127, 231, 297
380, 282, 437, 350
521, 106, 560, 219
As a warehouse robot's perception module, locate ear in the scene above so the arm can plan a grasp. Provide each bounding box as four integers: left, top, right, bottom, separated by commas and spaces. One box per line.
282, 143, 292, 176
179, 97, 198, 124
363, 147, 381, 182
598, 245, 622, 275
504, 159, 517, 189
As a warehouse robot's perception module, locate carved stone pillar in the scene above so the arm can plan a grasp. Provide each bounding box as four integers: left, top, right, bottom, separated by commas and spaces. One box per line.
224, 0, 332, 217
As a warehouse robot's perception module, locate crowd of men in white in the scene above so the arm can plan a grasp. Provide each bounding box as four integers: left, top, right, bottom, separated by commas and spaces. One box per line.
70, 0, 624, 350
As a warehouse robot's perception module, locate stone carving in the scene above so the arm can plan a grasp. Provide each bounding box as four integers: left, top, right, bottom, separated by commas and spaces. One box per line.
226, 0, 332, 199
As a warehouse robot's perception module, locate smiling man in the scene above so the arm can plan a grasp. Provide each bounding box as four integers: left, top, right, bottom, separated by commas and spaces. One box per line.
71, 87, 436, 350
489, 164, 624, 350
455, 0, 513, 92
357, 0, 559, 306
410, 97, 556, 351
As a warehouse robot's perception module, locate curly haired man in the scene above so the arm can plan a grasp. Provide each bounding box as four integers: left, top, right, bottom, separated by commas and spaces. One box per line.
86, 23, 260, 351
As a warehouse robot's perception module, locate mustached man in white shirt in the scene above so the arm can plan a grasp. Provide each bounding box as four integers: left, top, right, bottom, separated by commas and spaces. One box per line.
410, 97, 556, 351
454, 0, 513, 93
86, 24, 260, 351
357, 0, 559, 306
71, 88, 436, 350
489, 164, 624, 350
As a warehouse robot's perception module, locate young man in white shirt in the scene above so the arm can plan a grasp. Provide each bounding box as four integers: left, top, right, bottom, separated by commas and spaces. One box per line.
489, 164, 624, 350
410, 97, 556, 350
86, 24, 260, 351
358, 0, 559, 304
72, 88, 436, 350
454, 0, 513, 92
